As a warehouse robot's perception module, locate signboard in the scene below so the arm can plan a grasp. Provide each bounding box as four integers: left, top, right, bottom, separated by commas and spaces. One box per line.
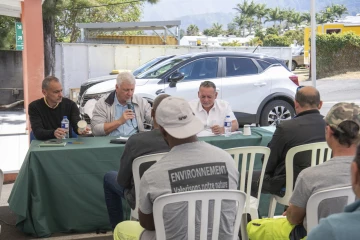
15, 22, 24, 51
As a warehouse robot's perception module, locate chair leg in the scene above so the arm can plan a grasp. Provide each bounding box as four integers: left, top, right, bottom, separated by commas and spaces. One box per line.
268, 196, 277, 218
240, 213, 249, 240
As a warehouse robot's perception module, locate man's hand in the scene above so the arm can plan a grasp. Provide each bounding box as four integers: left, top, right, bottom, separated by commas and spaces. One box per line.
54, 128, 67, 139
118, 109, 135, 125
78, 127, 91, 135
211, 125, 224, 135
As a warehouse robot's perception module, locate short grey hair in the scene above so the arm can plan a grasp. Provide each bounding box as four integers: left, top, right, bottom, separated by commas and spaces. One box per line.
42, 76, 60, 89
199, 81, 216, 90
116, 72, 136, 86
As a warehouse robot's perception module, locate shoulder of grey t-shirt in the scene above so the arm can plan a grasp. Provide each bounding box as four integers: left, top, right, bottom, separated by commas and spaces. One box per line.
290, 156, 353, 207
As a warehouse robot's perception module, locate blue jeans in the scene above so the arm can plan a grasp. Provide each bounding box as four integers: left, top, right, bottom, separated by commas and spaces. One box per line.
103, 171, 126, 229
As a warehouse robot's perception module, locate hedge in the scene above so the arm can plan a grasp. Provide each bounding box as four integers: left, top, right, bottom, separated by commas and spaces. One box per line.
316, 32, 360, 78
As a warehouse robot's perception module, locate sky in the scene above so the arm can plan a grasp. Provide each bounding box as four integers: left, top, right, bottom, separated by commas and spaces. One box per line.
142, 0, 241, 21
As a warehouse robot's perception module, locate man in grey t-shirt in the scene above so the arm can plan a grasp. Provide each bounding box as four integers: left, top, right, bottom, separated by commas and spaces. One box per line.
247, 102, 360, 238
113, 97, 239, 240
286, 102, 360, 232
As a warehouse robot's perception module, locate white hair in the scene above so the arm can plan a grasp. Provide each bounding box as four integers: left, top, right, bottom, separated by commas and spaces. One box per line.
116, 72, 136, 86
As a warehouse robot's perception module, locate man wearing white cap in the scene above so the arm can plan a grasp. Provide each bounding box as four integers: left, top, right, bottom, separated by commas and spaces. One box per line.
113, 97, 239, 240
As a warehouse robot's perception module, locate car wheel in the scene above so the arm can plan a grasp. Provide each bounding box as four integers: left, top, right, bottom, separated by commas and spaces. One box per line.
260, 100, 295, 126
291, 61, 297, 71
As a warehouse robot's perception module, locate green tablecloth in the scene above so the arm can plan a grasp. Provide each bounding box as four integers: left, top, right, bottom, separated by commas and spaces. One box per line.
8, 128, 274, 237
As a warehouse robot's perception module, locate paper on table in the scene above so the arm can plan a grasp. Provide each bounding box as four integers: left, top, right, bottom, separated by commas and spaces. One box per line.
116, 136, 129, 140
197, 130, 243, 137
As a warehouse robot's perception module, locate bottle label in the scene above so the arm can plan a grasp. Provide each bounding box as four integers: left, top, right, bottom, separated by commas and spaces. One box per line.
61, 123, 69, 129
224, 121, 231, 127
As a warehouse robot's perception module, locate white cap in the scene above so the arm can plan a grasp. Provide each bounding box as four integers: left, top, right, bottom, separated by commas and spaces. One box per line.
156, 97, 204, 139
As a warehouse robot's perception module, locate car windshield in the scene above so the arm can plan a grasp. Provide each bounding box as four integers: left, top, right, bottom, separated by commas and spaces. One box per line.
137, 56, 191, 79
133, 56, 169, 76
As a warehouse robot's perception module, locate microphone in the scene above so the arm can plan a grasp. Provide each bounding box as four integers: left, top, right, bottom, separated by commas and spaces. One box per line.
126, 99, 133, 110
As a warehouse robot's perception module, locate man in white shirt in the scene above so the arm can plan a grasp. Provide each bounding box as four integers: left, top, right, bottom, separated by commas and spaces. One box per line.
189, 81, 239, 135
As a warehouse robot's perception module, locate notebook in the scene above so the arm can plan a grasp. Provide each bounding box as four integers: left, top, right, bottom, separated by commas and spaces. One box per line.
39, 139, 67, 147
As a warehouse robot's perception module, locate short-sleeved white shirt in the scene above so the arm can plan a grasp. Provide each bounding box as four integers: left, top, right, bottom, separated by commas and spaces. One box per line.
188, 99, 236, 128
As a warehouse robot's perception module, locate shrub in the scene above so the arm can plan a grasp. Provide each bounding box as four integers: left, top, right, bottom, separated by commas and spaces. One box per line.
263, 34, 291, 47
315, 32, 360, 78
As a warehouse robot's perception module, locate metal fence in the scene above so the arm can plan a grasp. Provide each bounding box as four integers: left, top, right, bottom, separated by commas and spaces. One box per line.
55, 43, 292, 97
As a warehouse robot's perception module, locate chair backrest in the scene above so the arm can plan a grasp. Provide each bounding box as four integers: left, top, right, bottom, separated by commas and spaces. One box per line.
153, 189, 246, 240
282, 142, 332, 203
131, 152, 168, 220
306, 186, 355, 233
224, 146, 270, 212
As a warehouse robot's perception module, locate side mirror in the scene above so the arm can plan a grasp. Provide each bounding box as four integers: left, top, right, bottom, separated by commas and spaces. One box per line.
168, 72, 184, 88
300, 51, 304, 56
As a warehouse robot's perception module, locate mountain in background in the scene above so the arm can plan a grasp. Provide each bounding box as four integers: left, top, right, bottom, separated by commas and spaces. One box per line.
142, 0, 360, 31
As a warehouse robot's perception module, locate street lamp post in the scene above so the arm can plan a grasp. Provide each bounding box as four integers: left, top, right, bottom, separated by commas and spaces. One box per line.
311, 0, 317, 88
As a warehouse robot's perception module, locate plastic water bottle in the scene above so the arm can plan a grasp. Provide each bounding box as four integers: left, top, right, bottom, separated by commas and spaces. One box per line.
61, 116, 69, 139
224, 115, 232, 137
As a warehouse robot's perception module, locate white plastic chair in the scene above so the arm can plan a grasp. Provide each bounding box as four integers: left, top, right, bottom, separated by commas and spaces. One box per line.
307, 186, 355, 233
153, 189, 246, 240
268, 142, 332, 218
224, 146, 270, 240
131, 152, 167, 220
0, 169, 3, 234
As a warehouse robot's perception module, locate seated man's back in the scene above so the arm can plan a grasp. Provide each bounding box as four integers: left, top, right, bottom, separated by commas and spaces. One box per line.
290, 155, 353, 230
263, 86, 325, 195
140, 141, 239, 239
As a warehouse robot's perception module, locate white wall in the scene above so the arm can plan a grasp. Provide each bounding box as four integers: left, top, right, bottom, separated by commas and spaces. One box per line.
55, 43, 292, 96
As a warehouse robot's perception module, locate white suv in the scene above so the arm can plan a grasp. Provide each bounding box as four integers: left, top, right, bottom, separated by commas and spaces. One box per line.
79, 51, 299, 126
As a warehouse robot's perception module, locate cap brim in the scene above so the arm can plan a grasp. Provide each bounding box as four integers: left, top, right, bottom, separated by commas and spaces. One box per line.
164, 116, 204, 139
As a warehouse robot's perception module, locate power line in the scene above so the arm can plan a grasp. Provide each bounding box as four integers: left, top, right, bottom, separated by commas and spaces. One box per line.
65, 0, 146, 10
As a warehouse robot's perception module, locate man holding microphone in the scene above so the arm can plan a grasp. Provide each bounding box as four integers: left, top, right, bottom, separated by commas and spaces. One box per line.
91, 72, 152, 137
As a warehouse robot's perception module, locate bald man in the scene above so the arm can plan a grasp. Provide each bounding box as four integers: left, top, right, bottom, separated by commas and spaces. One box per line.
253, 86, 326, 197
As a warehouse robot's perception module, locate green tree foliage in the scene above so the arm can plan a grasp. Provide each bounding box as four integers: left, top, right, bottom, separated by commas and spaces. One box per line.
265, 27, 278, 36
221, 41, 242, 47
263, 34, 291, 46
284, 29, 304, 45
186, 24, 199, 36
316, 32, 360, 78
202, 23, 224, 37
55, 0, 145, 43
41, 0, 159, 75
227, 23, 238, 36
0, 16, 17, 50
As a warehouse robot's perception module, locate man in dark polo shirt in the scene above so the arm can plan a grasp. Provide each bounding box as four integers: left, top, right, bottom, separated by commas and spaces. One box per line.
28, 76, 86, 140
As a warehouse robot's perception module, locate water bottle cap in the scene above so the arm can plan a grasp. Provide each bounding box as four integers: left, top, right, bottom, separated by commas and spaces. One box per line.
63, 116, 68, 119
226, 115, 230, 118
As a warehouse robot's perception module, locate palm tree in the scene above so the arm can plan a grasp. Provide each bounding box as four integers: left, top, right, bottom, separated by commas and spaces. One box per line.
278, 10, 287, 30
186, 24, 199, 36
233, 0, 257, 36
254, 3, 267, 29
283, 9, 295, 30
245, 17, 256, 36
234, 15, 247, 37
266, 7, 281, 28
316, 13, 328, 24
301, 12, 311, 25
330, 4, 348, 19
233, 0, 257, 18
291, 12, 303, 29
211, 23, 224, 37
227, 23, 238, 36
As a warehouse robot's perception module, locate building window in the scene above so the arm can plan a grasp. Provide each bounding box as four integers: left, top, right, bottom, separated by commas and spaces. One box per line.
326, 29, 341, 34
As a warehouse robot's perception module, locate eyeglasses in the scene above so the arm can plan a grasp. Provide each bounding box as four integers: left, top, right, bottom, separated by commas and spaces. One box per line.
296, 86, 305, 92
